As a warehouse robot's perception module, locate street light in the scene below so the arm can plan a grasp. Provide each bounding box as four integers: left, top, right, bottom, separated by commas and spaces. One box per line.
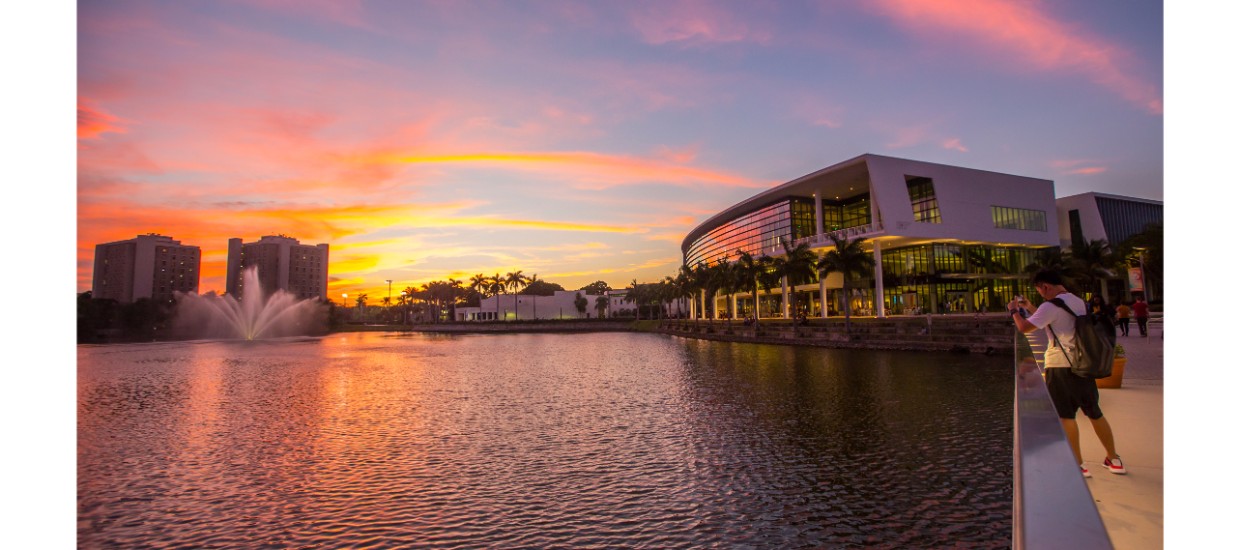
1131, 247, 1148, 301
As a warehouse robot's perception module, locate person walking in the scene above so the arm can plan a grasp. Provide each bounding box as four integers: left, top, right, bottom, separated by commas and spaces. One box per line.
1133, 295, 1150, 337
1008, 270, 1126, 478
1089, 295, 1115, 327
1115, 300, 1132, 337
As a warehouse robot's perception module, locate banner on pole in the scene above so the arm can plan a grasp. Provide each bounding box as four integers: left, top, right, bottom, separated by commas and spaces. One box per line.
1127, 267, 1145, 292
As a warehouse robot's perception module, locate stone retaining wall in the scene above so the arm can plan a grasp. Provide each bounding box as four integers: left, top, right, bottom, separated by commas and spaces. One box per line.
658, 315, 1015, 354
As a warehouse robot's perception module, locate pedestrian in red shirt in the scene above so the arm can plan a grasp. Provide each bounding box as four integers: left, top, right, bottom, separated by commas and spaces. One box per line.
1132, 295, 1150, 337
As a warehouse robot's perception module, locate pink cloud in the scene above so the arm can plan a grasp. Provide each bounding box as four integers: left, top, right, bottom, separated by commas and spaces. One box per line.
885, 125, 930, 149
230, 0, 373, 30
941, 138, 968, 152
872, 0, 1162, 114
1050, 158, 1108, 175
655, 144, 700, 164
627, 0, 772, 47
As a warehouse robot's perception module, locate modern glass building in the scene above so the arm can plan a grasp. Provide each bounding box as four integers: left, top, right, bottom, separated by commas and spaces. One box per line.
681, 154, 1063, 317
1056, 192, 1163, 301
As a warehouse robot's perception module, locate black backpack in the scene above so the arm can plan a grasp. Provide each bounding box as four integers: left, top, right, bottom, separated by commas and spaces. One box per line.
1047, 297, 1116, 379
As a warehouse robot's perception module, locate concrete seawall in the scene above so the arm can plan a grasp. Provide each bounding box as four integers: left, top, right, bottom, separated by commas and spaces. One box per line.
355, 315, 1016, 354
657, 314, 1016, 354
340, 320, 635, 334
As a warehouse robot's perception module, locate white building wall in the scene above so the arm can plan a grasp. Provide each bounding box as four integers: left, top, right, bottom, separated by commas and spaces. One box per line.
864, 156, 1060, 247
1055, 193, 1109, 248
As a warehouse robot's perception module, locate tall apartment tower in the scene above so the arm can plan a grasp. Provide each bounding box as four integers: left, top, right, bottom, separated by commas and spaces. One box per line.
92, 234, 201, 304
225, 235, 329, 300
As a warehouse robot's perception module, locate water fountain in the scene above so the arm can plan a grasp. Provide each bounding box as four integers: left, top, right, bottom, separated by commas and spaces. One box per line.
174, 267, 328, 340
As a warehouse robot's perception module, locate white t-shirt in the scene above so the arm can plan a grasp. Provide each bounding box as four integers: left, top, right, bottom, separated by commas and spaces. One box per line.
1026, 292, 1086, 368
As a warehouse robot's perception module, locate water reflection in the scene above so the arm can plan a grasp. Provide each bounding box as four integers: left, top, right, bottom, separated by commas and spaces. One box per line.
79, 332, 1011, 548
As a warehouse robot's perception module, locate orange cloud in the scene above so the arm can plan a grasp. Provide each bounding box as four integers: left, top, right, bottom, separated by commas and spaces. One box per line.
77, 101, 126, 140
873, 0, 1162, 114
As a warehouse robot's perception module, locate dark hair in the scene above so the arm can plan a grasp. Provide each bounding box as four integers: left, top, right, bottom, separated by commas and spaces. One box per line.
1031, 269, 1065, 286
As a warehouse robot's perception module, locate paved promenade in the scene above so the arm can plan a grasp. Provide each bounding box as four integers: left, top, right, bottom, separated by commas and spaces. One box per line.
1027, 320, 1163, 549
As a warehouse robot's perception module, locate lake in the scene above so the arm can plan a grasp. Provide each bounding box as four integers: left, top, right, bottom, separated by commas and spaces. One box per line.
78, 331, 1013, 548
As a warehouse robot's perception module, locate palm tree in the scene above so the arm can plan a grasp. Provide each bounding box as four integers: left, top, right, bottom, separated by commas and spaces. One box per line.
734, 251, 769, 326
574, 292, 588, 317
1070, 239, 1116, 299
772, 237, 819, 322
816, 233, 874, 334
674, 264, 694, 318
447, 278, 463, 321
755, 256, 782, 320
628, 278, 642, 319
469, 273, 489, 297
595, 294, 609, 318
401, 286, 417, 323
489, 273, 505, 318
700, 257, 731, 325
355, 293, 368, 321
505, 270, 528, 320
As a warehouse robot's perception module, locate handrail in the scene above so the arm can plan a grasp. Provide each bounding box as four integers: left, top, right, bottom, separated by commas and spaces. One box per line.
793, 223, 885, 249
1012, 329, 1113, 549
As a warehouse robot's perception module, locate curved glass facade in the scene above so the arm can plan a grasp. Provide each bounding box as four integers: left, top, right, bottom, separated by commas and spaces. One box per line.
685, 196, 871, 267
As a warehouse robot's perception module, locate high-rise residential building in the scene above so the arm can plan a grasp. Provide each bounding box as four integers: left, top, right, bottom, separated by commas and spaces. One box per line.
92, 234, 201, 304
225, 235, 329, 300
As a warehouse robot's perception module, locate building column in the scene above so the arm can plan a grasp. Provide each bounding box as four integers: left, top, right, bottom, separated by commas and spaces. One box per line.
781, 276, 789, 318
819, 277, 828, 318
730, 293, 738, 319
873, 240, 885, 318
814, 193, 824, 240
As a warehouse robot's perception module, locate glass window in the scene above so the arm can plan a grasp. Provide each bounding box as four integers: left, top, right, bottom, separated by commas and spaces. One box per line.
905, 176, 942, 223
991, 206, 1047, 231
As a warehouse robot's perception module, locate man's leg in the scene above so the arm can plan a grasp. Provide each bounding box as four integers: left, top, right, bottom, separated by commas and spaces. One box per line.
1088, 415, 1120, 459
1061, 417, 1083, 465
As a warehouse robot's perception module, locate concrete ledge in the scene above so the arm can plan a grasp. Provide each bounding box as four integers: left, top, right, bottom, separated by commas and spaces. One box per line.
658, 315, 1016, 353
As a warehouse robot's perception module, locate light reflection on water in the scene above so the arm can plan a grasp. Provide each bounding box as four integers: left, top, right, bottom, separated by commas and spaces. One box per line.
78, 332, 1012, 548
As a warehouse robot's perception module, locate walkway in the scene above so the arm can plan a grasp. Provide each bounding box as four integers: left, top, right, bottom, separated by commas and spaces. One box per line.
1026, 320, 1164, 549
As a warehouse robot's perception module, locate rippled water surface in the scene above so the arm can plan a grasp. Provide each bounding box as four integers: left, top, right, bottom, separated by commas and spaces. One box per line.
79, 332, 1013, 548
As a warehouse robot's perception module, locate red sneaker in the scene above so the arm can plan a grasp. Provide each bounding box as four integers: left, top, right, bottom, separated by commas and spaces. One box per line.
1104, 456, 1127, 474
1081, 464, 1092, 478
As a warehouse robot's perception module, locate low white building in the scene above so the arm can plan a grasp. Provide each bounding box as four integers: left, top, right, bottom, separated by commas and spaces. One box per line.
456, 290, 613, 321
456, 288, 689, 321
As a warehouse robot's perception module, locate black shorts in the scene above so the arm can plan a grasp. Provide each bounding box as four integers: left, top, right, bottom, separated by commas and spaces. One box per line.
1045, 367, 1103, 420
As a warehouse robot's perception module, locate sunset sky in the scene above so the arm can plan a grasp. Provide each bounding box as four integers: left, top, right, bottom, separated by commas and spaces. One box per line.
76, 0, 1164, 301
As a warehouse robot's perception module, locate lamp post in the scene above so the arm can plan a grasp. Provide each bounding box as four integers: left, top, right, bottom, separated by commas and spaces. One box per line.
342, 293, 348, 320
1132, 247, 1148, 301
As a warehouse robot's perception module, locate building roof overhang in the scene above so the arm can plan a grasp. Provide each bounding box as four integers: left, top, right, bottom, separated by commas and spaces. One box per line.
681, 154, 874, 253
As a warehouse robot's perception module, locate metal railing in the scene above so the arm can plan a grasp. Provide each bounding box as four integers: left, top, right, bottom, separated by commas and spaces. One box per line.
1012, 330, 1113, 549
793, 223, 885, 249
